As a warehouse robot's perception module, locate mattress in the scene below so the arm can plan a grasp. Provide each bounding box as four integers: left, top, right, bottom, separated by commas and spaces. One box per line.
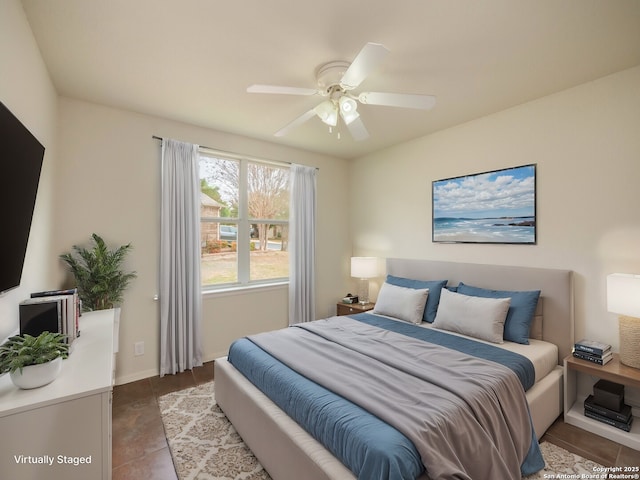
415, 319, 558, 383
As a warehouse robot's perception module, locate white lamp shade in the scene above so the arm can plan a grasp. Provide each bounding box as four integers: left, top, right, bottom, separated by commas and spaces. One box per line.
339, 96, 357, 113
313, 100, 338, 127
607, 273, 640, 317
338, 97, 359, 125
340, 108, 360, 125
351, 257, 378, 279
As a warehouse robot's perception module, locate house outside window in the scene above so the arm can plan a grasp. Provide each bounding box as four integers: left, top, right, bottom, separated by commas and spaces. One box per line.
199, 151, 289, 289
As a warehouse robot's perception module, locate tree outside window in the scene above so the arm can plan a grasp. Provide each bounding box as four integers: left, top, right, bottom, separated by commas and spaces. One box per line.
199, 153, 289, 287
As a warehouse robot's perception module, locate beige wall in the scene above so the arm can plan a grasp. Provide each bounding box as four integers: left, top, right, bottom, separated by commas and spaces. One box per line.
5, 0, 639, 383
0, 0, 58, 342
54, 98, 351, 384
349, 66, 640, 351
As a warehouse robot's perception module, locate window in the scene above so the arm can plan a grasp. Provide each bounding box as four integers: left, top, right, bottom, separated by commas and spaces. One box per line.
199, 151, 289, 289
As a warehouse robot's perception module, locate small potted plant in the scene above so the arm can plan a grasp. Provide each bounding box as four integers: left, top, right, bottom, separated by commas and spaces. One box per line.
0, 331, 69, 389
60, 233, 137, 311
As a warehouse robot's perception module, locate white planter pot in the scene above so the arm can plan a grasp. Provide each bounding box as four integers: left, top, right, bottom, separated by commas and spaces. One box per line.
10, 356, 63, 389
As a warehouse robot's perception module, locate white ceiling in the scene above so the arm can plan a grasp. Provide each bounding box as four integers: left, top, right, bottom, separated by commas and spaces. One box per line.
21, 0, 640, 159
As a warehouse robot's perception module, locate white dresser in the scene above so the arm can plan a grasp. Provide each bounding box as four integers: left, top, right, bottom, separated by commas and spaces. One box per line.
0, 308, 118, 480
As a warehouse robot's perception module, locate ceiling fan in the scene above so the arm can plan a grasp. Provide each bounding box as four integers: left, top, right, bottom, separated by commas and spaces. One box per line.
247, 42, 436, 141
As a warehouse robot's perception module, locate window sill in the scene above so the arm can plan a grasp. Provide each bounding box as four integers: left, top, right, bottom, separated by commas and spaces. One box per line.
202, 281, 288, 299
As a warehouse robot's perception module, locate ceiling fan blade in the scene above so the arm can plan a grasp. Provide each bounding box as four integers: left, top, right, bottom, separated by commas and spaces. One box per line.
346, 116, 369, 141
274, 109, 317, 137
358, 92, 436, 110
340, 43, 390, 90
247, 84, 320, 96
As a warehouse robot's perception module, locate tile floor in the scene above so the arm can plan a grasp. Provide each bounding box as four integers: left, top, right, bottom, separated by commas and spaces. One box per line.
112, 362, 640, 479
112, 361, 214, 480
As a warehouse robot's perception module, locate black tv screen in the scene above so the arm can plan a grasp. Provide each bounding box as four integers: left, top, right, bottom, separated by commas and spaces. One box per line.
0, 102, 45, 295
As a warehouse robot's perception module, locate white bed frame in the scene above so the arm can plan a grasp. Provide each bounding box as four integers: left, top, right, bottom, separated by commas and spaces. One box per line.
215, 259, 574, 480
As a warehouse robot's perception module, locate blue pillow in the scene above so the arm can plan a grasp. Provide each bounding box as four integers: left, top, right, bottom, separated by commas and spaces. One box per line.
456, 282, 541, 345
385, 275, 447, 323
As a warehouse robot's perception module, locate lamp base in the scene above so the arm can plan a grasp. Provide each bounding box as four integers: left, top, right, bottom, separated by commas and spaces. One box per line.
357, 278, 369, 306
619, 315, 640, 369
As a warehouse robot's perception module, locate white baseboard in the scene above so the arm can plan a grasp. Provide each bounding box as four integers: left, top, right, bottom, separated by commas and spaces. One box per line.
115, 368, 159, 386
114, 350, 227, 386
205, 350, 228, 363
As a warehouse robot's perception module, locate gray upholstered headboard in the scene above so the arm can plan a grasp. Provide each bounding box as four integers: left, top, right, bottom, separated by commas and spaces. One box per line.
386, 258, 574, 364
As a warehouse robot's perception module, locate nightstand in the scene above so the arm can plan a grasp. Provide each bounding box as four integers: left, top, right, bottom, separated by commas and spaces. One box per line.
564, 353, 640, 449
336, 302, 375, 316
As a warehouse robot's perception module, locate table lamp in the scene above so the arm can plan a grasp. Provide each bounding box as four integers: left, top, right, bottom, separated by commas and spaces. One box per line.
607, 273, 640, 369
351, 257, 378, 305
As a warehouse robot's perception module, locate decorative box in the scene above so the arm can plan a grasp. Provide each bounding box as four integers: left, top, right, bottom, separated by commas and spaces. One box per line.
593, 379, 624, 413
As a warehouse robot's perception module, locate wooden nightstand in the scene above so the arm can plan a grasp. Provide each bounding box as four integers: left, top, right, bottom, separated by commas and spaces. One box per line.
336, 302, 375, 316
564, 353, 640, 449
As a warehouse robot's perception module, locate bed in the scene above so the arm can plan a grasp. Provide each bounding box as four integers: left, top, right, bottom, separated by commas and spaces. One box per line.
215, 259, 574, 480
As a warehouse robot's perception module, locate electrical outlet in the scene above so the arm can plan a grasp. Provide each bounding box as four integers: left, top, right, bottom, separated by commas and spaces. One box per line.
134, 341, 144, 356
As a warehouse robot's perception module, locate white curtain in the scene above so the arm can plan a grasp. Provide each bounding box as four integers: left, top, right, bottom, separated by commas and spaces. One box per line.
288, 164, 317, 325
160, 139, 203, 376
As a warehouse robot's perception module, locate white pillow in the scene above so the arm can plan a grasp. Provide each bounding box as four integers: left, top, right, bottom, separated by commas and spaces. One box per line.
432, 288, 510, 343
373, 282, 429, 324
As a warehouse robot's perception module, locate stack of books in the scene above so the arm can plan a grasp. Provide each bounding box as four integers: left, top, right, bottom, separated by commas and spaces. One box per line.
584, 394, 633, 432
19, 288, 80, 351
573, 338, 613, 365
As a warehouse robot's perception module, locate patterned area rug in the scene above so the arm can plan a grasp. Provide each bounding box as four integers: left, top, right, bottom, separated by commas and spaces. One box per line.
526, 442, 605, 479
159, 381, 605, 480
158, 381, 269, 480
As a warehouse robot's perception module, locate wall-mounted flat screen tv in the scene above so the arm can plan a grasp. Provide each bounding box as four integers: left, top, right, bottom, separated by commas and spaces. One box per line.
0, 101, 45, 294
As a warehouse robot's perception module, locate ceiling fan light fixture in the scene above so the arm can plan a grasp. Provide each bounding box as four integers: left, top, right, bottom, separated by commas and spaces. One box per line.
339, 96, 357, 113
340, 108, 360, 125
339, 96, 360, 125
314, 100, 338, 127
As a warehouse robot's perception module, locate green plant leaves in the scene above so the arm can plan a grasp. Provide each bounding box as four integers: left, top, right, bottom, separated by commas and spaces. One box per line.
0, 331, 69, 374
60, 233, 137, 311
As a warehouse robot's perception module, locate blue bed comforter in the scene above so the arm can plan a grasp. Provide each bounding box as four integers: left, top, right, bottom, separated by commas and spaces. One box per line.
227, 313, 543, 480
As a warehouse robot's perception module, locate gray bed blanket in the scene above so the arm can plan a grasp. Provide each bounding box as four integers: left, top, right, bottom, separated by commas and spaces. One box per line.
249, 316, 534, 480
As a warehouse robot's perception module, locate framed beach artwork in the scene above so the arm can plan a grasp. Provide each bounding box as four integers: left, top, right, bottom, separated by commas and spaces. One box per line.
432, 164, 536, 244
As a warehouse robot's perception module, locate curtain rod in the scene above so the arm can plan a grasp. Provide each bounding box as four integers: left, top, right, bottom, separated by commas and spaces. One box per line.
153, 135, 224, 151
152, 135, 318, 170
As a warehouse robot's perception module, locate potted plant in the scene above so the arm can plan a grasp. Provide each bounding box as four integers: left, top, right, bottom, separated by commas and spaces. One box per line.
60, 233, 137, 311
0, 331, 69, 389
